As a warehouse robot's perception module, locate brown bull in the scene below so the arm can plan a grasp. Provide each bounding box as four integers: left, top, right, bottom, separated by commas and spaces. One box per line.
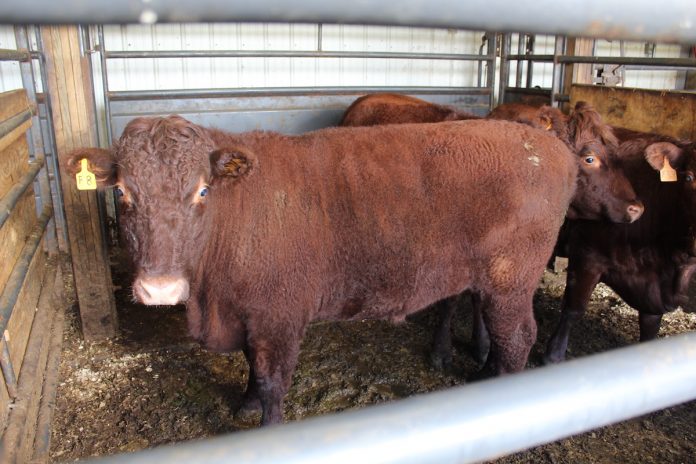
69, 116, 576, 425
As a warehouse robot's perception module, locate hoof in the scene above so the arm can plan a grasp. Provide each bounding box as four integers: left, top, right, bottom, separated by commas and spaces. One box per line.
235, 398, 262, 423
429, 351, 453, 372
541, 352, 565, 366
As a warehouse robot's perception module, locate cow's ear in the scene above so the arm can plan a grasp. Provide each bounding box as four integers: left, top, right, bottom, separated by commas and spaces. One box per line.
210, 146, 257, 180
645, 142, 683, 171
64, 148, 116, 188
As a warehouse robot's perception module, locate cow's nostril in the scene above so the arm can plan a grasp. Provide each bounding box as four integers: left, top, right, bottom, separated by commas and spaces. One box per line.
626, 203, 644, 223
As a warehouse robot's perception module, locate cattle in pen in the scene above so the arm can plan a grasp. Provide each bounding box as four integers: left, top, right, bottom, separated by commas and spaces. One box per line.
68, 115, 577, 425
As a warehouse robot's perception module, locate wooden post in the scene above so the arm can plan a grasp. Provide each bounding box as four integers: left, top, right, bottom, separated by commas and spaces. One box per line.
561, 38, 595, 113
40, 25, 118, 340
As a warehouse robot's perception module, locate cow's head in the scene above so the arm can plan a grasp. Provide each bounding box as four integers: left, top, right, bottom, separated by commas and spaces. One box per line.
66, 115, 255, 306
644, 140, 696, 244
566, 102, 643, 223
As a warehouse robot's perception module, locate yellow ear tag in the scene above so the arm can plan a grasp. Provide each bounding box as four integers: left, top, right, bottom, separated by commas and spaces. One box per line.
76, 158, 97, 190
660, 159, 677, 182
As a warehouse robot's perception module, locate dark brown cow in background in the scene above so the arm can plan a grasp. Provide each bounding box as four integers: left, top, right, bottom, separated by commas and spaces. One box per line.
340, 93, 480, 126
545, 128, 696, 363
68, 115, 577, 425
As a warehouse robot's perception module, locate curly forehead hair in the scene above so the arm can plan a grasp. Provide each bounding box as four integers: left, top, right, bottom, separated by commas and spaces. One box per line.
116, 115, 215, 166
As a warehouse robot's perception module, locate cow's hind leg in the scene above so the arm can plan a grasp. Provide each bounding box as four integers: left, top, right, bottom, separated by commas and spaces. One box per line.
235, 348, 262, 422
469, 292, 490, 365
470, 289, 536, 380
430, 297, 456, 370
638, 312, 663, 341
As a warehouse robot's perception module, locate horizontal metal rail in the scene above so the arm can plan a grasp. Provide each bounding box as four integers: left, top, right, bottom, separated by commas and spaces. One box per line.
105, 50, 489, 61
0, 0, 695, 43
0, 48, 30, 62
0, 155, 45, 230
506, 54, 696, 68
108, 86, 493, 101
557, 56, 696, 67
0, 108, 33, 140
0, 204, 53, 337
91, 332, 696, 464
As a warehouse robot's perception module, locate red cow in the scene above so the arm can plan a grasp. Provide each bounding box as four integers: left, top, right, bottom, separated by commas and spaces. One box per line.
68, 115, 576, 425
340, 93, 480, 126
341, 96, 644, 368
545, 128, 696, 363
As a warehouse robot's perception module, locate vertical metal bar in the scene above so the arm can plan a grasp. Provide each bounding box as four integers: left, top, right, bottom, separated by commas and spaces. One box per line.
497, 33, 510, 106
34, 27, 69, 253
0, 336, 17, 400
515, 34, 524, 87
98, 25, 113, 147
485, 32, 497, 110
14, 25, 58, 255
525, 35, 535, 88
317, 23, 323, 52
550, 35, 565, 107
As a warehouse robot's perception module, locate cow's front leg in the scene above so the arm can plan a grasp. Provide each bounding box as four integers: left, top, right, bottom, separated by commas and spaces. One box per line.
246, 322, 305, 426
544, 263, 601, 364
638, 312, 663, 341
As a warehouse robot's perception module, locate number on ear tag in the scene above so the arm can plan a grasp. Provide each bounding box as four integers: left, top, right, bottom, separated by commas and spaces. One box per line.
76, 158, 97, 190
660, 159, 677, 182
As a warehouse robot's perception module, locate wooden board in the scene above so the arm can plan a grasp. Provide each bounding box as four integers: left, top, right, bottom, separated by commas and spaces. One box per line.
0, 135, 30, 204
0, 90, 32, 123
41, 25, 117, 340
570, 84, 696, 140
0, 190, 36, 293
6, 235, 48, 374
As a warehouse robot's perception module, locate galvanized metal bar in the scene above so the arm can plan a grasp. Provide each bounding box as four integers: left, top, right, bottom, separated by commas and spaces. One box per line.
0, 204, 53, 338
0, 47, 30, 61
34, 28, 69, 252
15, 25, 58, 254
0, 108, 33, 140
484, 32, 497, 110
106, 50, 488, 61
109, 86, 493, 102
98, 26, 113, 147
497, 33, 511, 105
508, 54, 696, 68
550, 35, 565, 107
558, 55, 696, 67
1, 0, 695, 43
0, 155, 45, 231
91, 332, 696, 464
0, 337, 18, 399
507, 53, 554, 61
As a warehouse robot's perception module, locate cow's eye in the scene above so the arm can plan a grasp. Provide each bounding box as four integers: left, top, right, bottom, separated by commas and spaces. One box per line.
114, 186, 125, 198
584, 156, 595, 164
686, 173, 694, 183
199, 186, 209, 197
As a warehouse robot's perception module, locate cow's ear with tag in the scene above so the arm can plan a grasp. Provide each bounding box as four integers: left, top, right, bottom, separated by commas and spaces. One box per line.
65, 148, 116, 190
645, 142, 683, 182
210, 146, 257, 180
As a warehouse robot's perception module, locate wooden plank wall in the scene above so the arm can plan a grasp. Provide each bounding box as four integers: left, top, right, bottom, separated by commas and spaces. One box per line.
0, 90, 48, 431
41, 25, 118, 340
570, 84, 696, 140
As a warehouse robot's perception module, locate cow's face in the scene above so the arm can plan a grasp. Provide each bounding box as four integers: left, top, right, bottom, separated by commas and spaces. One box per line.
566, 102, 643, 223
644, 141, 696, 247
67, 116, 255, 305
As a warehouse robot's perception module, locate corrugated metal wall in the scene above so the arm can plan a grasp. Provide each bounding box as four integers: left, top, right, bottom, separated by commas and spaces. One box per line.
102, 24, 484, 90
0, 27, 22, 90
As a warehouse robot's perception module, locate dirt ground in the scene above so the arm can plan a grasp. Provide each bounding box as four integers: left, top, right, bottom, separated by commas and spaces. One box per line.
49, 261, 696, 463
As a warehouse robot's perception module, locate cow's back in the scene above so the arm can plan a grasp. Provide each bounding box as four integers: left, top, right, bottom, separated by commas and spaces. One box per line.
340, 93, 479, 126
204, 120, 576, 321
